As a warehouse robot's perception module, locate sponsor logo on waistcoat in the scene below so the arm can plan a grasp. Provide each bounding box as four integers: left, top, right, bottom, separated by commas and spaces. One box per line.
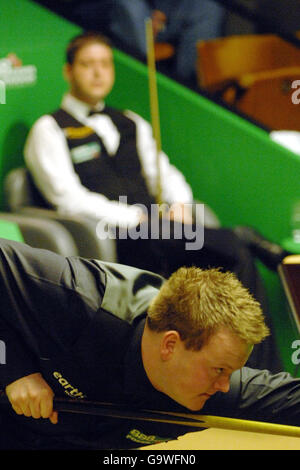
70, 141, 101, 163
63, 126, 95, 139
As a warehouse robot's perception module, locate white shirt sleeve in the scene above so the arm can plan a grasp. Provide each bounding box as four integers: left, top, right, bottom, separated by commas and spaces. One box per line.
23, 115, 143, 228
125, 110, 194, 205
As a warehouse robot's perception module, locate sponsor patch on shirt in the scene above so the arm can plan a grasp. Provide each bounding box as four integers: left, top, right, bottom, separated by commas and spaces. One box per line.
70, 142, 101, 163
126, 428, 172, 445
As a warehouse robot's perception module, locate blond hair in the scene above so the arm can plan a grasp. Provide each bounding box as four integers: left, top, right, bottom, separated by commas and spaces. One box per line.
147, 266, 269, 350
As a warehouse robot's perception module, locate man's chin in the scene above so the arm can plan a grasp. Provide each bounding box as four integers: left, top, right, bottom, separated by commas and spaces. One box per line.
89, 87, 110, 100
183, 395, 210, 412
187, 404, 205, 412
79, 90, 106, 105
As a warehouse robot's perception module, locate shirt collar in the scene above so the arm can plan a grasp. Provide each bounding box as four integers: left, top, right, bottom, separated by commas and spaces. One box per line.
61, 93, 105, 121
124, 318, 187, 412
123, 317, 151, 406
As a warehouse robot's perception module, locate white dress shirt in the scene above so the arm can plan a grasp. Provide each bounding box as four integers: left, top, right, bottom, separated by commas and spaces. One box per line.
24, 94, 193, 228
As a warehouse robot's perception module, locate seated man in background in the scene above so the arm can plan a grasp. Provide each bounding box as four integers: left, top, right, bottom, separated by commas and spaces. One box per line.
24, 31, 287, 372
0, 238, 300, 450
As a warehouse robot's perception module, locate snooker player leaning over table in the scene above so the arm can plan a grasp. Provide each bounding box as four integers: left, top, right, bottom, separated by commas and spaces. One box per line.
0, 238, 300, 450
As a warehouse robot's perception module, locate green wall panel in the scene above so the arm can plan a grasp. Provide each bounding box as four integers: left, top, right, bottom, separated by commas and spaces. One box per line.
0, 219, 24, 242
0, 0, 80, 196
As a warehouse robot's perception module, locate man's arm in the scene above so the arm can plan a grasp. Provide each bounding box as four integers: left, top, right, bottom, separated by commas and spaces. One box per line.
125, 110, 194, 206
203, 367, 300, 427
237, 367, 300, 426
24, 115, 143, 228
0, 238, 106, 421
0, 240, 67, 423
0, 320, 40, 389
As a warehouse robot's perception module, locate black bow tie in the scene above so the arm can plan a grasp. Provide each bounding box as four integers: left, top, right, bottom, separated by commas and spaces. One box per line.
88, 109, 105, 116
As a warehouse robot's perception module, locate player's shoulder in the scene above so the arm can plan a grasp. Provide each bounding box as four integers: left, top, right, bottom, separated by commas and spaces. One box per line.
30, 112, 61, 135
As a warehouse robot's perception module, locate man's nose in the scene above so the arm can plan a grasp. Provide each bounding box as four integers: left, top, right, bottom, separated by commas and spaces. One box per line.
93, 66, 102, 77
213, 375, 231, 394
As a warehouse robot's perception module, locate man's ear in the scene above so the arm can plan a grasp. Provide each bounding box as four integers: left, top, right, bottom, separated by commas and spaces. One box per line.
160, 331, 180, 361
63, 63, 71, 83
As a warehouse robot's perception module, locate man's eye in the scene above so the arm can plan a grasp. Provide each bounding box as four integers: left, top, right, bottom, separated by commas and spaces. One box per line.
79, 62, 92, 67
215, 368, 224, 374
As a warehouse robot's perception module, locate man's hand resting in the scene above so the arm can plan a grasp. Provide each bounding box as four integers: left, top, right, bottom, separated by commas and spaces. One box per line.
166, 202, 194, 225
5, 372, 58, 424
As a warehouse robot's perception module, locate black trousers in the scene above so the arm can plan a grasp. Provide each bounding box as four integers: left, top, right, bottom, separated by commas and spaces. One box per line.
116, 220, 283, 373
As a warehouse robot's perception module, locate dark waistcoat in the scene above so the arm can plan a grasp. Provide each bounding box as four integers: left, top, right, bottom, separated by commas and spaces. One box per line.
52, 107, 156, 208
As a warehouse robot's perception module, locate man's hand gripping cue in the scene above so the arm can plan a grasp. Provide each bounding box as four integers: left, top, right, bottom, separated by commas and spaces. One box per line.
5, 372, 58, 424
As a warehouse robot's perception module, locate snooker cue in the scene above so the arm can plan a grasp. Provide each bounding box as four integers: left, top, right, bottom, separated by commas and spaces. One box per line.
145, 17, 163, 207
1, 391, 300, 438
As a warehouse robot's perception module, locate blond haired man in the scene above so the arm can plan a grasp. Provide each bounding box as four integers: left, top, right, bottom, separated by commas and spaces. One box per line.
0, 238, 299, 450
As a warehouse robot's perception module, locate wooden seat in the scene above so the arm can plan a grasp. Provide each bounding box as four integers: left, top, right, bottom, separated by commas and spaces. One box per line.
196, 34, 300, 130
237, 67, 300, 130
